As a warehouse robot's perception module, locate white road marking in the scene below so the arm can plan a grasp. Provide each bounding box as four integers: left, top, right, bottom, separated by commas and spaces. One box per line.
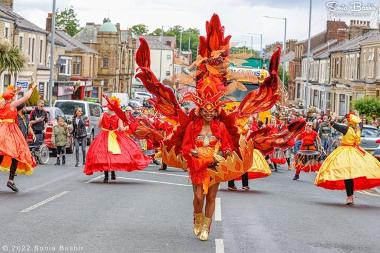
215, 239, 225, 253
116, 177, 192, 187
24, 171, 77, 193
215, 198, 222, 221
20, 191, 69, 213
358, 190, 380, 197
85, 175, 104, 184
136, 170, 189, 178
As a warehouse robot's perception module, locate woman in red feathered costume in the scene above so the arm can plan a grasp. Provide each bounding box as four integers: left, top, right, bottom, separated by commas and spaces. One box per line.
0, 84, 37, 192
84, 97, 151, 182
181, 101, 233, 241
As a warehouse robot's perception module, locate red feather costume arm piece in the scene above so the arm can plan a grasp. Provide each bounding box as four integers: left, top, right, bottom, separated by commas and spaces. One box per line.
237, 47, 282, 118
249, 119, 306, 155
135, 38, 187, 124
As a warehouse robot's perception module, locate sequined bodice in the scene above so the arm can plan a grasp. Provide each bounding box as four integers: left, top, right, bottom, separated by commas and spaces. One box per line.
195, 134, 219, 148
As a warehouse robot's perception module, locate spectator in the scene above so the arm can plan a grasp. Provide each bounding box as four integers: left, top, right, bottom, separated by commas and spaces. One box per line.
29, 100, 48, 146
52, 116, 68, 166
17, 103, 35, 142
72, 107, 87, 167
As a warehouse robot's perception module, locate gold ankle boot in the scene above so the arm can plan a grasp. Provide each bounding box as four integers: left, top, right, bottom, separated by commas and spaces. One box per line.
193, 213, 203, 237
199, 217, 212, 241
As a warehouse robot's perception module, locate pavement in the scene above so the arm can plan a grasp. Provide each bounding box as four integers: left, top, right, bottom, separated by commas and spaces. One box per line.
0, 154, 379, 253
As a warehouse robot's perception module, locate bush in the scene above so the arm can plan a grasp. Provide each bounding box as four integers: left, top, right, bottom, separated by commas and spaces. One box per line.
353, 97, 380, 118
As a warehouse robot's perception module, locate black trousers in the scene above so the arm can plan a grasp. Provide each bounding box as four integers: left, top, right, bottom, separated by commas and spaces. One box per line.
228, 172, 249, 187
0, 155, 18, 181
344, 179, 354, 197
56, 146, 65, 157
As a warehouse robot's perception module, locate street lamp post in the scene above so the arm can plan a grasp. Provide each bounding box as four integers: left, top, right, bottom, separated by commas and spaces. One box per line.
49, 0, 56, 106
305, 0, 313, 110
264, 16, 287, 84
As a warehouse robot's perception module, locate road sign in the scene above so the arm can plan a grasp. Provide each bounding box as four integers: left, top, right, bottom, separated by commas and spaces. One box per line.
16, 81, 29, 88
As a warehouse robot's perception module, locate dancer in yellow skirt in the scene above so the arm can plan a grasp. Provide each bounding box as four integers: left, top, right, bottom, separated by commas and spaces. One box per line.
315, 113, 380, 205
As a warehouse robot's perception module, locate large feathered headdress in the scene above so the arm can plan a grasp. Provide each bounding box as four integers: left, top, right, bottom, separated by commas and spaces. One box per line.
181, 14, 231, 113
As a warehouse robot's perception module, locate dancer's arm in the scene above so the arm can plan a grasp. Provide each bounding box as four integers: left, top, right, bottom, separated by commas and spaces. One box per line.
11, 83, 37, 109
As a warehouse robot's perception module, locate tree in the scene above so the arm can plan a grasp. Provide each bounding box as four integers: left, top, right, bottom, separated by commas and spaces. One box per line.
0, 39, 25, 80
278, 64, 289, 88
131, 24, 149, 36
149, 28, 163, 36
353, 97, 380, 118
56, 6, 80, 37
26, 83, 40, 106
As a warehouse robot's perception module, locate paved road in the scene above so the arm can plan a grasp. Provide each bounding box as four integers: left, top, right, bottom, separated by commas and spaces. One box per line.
0, 155, 379, 253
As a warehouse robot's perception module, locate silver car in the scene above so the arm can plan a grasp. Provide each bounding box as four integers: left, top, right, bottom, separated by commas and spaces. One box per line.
53, 100, 103, 144
360, 125, 380, 155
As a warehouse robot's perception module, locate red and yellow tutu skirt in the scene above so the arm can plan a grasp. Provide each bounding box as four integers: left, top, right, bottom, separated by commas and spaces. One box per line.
315, 145, 380, 190
0, 122, 36, 175
84, 130, 151, 175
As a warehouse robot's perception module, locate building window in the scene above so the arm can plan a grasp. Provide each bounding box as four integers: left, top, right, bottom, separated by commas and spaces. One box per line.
326, 92, 331, 110
339, 94, 347, 116
72, 56, 82, 76
28, 37, 35, 63
3, 74, 11, 89
4, 27, 9, 39
39, 39, 43, 64
19, 36, 24, 51
377, 50, 380, 79
166, 54, 171, 60
102, 58, 109, 68
313, 90, 319, 107
296, 83, 301, 99
166, 71, 171, 76
58, 57, 71, 76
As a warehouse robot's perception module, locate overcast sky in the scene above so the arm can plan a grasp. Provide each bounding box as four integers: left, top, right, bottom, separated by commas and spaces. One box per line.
14, 0, 380, 49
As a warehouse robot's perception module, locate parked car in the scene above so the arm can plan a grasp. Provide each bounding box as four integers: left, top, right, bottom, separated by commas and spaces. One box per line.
134, 91, 152, 102
360, 125, 380, 156
54, 100, 103, 144
374, 139, 380, 161
26, 107, 74, 154
128, 99, 143, 109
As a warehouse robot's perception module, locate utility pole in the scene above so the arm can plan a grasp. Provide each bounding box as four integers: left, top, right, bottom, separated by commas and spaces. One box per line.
305, 0, 312, 110
49, 0, 56, 106
188, 36, 191, 51
179, 31, 182, 56
250, 35, 253, 56
159, 26, 163, 82
283, 17, 287, 84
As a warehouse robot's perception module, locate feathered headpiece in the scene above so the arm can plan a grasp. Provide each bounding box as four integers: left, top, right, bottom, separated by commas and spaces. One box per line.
107, 96, 121, 111
346, 112, 361, 125
1, 85, 17, 101
182, 14, 231, 113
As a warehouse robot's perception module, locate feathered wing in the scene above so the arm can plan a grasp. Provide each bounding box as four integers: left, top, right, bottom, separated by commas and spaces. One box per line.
236, 47, 282, 118
135, 38, 187, 124
248, 119, 306, 155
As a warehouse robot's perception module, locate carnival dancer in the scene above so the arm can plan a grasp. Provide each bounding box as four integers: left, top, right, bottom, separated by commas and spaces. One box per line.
128, 14, 304, 241
0, 84, 37, 192
84, 97, 151, 183
293, 122, 322, 180
315, 113, 380, 205
270, 117, 287, 171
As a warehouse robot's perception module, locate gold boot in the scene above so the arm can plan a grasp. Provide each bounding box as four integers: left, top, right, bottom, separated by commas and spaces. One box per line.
193, 213, 203, 237
199, 217, 212, 241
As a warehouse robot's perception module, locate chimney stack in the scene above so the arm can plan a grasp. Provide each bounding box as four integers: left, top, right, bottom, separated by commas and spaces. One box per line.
46, 13, 52, 32
0, 0, 13, 10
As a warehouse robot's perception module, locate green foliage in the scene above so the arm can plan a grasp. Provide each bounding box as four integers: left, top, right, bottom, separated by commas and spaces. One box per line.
353, 97, 380, 118
131, 24, 149, 36
26, 83, 40, 106
0, 39, 25, 76
149, 28, 163, 36
56, 6, 80, 37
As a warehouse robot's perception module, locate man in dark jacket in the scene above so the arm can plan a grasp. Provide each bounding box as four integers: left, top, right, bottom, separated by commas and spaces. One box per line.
29, 100, 48, 146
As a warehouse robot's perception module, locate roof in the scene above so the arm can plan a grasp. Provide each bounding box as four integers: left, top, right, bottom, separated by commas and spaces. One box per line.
281, 51, 295, 63
52, 30, 97, 54
137, 36, 173, 50
99, 21, 117, 33
74, 23, 100, 44
0, 4, 47, 34
329, 30, 379, 53
359, 32, 380, 46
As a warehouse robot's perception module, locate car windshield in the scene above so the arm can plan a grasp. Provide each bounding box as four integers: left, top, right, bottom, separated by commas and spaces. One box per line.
55, 102, 86, 116
362, 128, 380, 138
226, 83, 259, 102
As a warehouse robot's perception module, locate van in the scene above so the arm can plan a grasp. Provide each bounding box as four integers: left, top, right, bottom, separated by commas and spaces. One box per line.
53, 100, 103, 144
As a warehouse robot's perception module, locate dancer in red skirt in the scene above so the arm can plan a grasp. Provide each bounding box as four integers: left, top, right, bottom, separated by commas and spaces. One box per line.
84, 97, 151, 183
293, 122, 322, 180
0, 84, 37, 192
